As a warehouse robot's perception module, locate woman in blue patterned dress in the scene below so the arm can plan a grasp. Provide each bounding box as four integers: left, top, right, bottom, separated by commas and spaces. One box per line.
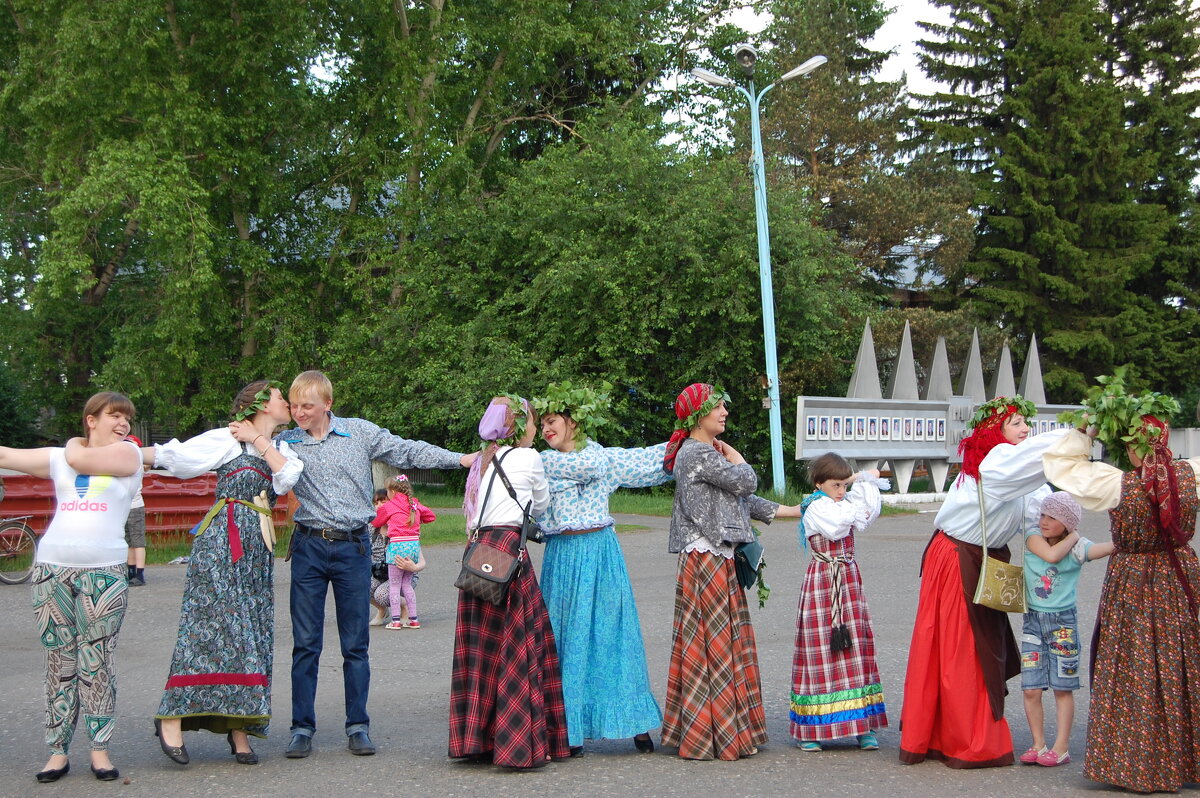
534, 384, 670, 754
148, 380, 301, 765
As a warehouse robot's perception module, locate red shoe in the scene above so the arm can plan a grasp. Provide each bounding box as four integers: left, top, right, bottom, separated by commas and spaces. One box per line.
1019, 746, 1046, 765
1037, 749, 1070, 767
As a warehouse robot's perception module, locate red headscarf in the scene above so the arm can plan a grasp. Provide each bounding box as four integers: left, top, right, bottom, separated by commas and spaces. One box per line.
1137, 415, 1184, 546
663, 383, 715, 474
958, 402, 1024, 482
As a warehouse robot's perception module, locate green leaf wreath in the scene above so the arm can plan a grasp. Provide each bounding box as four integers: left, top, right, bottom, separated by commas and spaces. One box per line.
1058, 367, 1180, 470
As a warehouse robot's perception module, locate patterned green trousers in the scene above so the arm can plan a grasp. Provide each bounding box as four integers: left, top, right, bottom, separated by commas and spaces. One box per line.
31, 563, 128, 754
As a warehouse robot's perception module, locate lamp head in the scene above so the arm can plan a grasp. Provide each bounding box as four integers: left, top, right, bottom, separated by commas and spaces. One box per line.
780, 55, 828, 82
690, 67, 736, 88
733, 43, 758, 76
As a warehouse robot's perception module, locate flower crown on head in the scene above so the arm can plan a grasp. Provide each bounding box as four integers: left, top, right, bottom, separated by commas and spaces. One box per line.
675, 386, 730, 432
232, 381, 283, 422
970, 395, 1036, 430
1058, 367, 1180, 469
491, 393, 530, 447
531, 381, 613, 448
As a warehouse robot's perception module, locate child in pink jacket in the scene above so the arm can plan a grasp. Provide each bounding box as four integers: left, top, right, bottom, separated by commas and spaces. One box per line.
371, 475, 435, 629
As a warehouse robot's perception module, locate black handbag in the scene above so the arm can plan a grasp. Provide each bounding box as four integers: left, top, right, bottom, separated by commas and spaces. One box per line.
371, 561, 389, 581
454, 450, 527, 604
734, 537, 764, 590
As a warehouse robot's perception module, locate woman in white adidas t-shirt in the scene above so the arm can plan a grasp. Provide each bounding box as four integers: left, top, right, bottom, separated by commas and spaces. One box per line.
0, 391, 143, 783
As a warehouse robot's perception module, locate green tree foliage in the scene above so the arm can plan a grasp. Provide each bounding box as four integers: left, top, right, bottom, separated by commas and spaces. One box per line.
322, 116, 866, 481
915, 0, 1197, 401
760, 0, 975, 287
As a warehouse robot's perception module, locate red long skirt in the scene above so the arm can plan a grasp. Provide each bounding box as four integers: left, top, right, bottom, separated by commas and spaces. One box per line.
448, 526, 570, 768
898, 532, 1014, 768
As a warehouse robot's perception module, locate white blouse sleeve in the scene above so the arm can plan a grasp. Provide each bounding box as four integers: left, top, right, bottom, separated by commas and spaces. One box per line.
979, 427, 1069, 502
153, 428, 241, 479
802, 478, 879, 542
271, 439, 303, 494
1041, 429, 1123, 511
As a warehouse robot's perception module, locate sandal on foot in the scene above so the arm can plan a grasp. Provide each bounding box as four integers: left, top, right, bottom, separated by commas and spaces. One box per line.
1020, 745, 1046, 764
1037, 749, 1070, 767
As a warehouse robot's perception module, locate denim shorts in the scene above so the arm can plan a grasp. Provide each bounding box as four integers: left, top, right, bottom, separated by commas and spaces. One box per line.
1020, 608, 1081, 691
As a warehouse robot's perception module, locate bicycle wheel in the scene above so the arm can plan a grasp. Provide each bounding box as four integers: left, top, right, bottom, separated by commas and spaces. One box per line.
0, 521, 37, 585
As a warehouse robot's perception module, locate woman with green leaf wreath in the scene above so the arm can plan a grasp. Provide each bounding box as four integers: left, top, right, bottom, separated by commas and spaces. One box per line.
532, 382, 670, 755
660, 383, 801, 760
899, 396, 1067, 769
1043, 373, 1200, 793
145, 380, 301, 766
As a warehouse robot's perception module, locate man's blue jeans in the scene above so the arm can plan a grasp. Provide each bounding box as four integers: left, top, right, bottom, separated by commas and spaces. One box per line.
289, 530, 371, 737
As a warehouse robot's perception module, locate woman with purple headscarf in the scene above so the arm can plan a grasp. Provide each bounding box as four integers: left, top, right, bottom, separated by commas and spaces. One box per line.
448, 395, 569, 769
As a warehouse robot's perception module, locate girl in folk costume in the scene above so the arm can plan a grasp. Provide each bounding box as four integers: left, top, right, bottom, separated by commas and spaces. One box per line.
660, 383, 801, 761
1043, 379, 1200, 793
448, 396, 570, 769
791, 453, 889, 751
899, 396, 1067, 768
149, 380, 301, 766
533, 382, 669, 755
371, 474, 435, 630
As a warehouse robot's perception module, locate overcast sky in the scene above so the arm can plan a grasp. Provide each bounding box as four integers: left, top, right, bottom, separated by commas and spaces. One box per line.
730, 1, 950, 95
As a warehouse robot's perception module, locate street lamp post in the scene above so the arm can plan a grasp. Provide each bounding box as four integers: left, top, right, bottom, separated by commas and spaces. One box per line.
691, 51, 827, 496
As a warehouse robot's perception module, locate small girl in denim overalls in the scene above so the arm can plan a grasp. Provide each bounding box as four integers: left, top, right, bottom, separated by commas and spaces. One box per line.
1020, 491, 1113, 767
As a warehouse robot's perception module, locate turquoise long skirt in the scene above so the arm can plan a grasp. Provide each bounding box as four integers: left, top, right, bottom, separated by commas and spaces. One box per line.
539, 526, 663, 746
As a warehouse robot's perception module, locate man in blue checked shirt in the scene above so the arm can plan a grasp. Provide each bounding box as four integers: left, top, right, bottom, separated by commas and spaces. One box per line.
277, 370, 476, 759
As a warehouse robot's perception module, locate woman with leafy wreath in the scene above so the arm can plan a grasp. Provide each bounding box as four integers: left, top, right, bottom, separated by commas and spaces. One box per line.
660, 383, 801, 760
899, 396, 1068, 769
1043, 373, 1200, 793
147, 380, 301, 766
532, 382, 670, 755
448, 395, 569, 769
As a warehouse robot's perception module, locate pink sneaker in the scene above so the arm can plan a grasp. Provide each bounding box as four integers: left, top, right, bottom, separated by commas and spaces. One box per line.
1019, 746, 1046, 765
1037, 749, 1070, 767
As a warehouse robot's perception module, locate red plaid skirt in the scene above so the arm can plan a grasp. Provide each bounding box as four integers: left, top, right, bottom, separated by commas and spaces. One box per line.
448, 526, 570, 768
661, 550, 767, 760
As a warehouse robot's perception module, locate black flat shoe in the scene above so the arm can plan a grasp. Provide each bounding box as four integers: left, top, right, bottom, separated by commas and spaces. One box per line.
347, 730, 376, 756
153, 718, 189, 765
634, 734, 654, 753
285, 733, 312, 759
227, 732, 259, 765
90, 764, 119, 781
35, 762, 69, 783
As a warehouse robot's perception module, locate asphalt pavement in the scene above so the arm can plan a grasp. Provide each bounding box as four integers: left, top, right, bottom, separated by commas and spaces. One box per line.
0, 507, 1121, 797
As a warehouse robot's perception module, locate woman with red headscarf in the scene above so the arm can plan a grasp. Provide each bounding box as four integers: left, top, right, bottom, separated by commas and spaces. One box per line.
899, 396, 1068, 768
448, 395, 569, 770
1044, 410, 1200, 793
661, 383, 801, 760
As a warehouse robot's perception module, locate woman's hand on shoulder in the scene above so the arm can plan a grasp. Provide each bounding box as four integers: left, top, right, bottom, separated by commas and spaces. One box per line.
460, 451, 479, 468
712, 439, 746, 466
774, 502, 802, 519
228, 420, 260, 444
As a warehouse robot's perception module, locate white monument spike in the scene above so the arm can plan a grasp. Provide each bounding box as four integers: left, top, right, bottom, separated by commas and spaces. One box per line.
924, 336, 953, 402
924, 336, 953, 491
990, 341, 1016, 399
885, 321, 918, 491
960, 329, 986, 403
847, 318, 883, 400
1018, 334, 1047, 404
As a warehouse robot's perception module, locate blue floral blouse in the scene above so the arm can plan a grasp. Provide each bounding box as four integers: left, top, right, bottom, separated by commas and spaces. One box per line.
537, 439, 672, 536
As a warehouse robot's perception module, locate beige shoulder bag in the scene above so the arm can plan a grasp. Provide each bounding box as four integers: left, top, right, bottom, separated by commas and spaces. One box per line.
971, 475, 1027, 613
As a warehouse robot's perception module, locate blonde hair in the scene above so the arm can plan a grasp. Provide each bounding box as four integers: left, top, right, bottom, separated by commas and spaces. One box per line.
81, 391, 136, 439
387, 475, 417, 525
289, 370, 333, 404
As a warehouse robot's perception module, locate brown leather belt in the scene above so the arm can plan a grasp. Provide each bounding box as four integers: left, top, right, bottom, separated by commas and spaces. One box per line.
559, 526, 607, 536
